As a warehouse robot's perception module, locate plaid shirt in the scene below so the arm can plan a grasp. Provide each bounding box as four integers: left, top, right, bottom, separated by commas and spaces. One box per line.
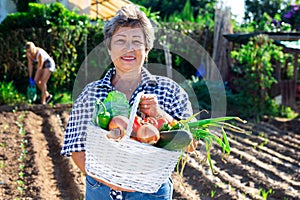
61, 67, 193, 156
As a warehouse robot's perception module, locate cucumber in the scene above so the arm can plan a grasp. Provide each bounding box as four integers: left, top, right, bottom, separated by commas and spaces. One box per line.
155, 130, 193, 151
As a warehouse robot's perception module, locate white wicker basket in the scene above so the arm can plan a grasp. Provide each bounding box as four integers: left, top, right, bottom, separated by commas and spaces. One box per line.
85, 92, 181, 193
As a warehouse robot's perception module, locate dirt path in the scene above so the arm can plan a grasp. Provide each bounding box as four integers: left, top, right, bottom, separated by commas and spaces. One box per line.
0, 104, 299, 200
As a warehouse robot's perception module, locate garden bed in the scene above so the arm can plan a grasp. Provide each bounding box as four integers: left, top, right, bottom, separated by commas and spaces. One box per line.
0, 104, 299, 199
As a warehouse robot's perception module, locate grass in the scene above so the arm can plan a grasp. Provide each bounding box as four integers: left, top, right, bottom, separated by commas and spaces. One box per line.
52, 92, 73, 104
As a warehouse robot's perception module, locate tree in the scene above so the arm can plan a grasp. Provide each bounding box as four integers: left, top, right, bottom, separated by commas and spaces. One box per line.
130, 0, 216, 21
244, 0, 291, 22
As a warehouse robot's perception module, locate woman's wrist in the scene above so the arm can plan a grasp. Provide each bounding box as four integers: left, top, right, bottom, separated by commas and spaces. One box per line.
156, 109, 173, 123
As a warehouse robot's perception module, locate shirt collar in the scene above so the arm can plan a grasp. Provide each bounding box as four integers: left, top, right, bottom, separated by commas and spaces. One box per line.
141, 67, 157, 87
96, 67, 115, 89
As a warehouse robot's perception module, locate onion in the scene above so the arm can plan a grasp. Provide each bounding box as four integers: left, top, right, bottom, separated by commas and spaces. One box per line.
136, 123, 160, 145
107, 128, 123, 140
108, 116, 129, 130
107, 116, 129, 140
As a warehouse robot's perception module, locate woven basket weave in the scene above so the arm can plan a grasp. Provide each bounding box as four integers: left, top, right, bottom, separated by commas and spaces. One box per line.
85, 92, 181, 193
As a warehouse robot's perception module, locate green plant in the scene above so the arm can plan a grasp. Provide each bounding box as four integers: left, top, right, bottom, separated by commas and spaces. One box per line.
0, 141, 6, 148
12, 0, 38, 12
0, 81, 26, 105
0, 160, 5, 169
52, 92, 73, 104
210, 190, 216, 197
3, 124, 9, 130
0, 2, 103, 95
280, 106, 298, 119
231, 34, 285, 119
259, 188, 274, 200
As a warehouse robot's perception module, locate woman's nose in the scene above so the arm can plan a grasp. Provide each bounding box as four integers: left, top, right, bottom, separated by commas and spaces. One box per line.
124, 42, 134, 51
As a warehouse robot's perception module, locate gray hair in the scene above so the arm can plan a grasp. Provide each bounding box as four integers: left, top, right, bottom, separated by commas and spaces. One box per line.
104, 5, 154, 51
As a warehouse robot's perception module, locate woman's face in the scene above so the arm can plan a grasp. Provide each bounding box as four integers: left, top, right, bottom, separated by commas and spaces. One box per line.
26, 48, 34, 57
109, 26, 148, 73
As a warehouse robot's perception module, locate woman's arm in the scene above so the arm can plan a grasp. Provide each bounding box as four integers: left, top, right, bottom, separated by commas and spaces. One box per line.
71, 151, 86, 174
26, 53, 33, 78
37, 53, 44, 70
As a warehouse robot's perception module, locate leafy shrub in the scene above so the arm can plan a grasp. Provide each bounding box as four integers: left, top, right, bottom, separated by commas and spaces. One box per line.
0, 2, 104, 96
0, 2, 215, 103
0, 81, 26, 105
230, 35, 285, 119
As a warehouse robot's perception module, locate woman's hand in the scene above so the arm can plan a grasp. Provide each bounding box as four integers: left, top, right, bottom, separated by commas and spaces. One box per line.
139, 94, 173, 123
139, 94, 160, 117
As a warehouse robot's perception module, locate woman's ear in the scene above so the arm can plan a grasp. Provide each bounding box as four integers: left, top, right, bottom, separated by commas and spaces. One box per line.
107, 49, 111, 56
145, 50, 150, 62
145, 49, 150, 57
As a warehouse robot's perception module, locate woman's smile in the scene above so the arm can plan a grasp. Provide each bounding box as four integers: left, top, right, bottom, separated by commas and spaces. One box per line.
121, 55, 136, 62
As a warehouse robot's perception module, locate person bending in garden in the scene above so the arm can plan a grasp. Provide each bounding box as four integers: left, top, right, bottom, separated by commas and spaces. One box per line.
25, 41, 55, 104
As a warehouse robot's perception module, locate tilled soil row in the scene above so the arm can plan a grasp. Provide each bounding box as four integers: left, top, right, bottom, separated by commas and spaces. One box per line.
1, 104, 300, 200
0, 105, 86, 200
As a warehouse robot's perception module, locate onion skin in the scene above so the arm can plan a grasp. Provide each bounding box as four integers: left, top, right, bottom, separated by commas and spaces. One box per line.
107, 116, 129, 140
107, 128, 124, 140
108, 116, 129, 130
136, 123, 160, 145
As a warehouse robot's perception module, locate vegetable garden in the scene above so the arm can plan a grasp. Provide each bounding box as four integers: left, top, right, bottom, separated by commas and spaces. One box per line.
0, 103, 299, 199
1, 1, 300, 199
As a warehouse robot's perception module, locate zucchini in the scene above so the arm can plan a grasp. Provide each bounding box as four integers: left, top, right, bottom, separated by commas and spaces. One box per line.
155, 130, 193, 151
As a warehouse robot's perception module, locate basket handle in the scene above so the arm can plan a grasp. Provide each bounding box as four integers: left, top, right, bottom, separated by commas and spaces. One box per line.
125, 92, 144, 139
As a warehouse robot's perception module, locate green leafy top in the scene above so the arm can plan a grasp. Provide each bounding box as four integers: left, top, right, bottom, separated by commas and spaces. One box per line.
103, 91, 130, 117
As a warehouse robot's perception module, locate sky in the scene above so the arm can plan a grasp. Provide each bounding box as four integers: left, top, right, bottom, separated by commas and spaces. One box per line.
223, 0, 245, 23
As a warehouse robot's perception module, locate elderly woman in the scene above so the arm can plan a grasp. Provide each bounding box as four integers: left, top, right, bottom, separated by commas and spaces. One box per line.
25, 41, 55, 104
61, 4, 193, 200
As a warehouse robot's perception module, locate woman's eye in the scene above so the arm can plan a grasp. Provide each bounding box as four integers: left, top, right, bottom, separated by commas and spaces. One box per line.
133, 41, 143, 45
133, 40, 142, 44
115, 40, 125, 44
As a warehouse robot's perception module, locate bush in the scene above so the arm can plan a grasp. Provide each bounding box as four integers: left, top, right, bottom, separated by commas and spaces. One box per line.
0, 81, 26, 105
230, 35, 285, 119
0, 2, 104, 96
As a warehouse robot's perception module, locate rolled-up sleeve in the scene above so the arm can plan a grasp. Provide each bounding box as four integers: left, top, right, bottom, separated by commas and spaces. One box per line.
162, 82, 193, 120
61, 87, 93, 157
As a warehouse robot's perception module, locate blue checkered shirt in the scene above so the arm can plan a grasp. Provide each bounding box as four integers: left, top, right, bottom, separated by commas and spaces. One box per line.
61, 67, 193, 156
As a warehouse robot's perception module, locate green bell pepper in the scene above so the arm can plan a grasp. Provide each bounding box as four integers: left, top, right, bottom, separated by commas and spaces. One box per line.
97, 101, 111, 129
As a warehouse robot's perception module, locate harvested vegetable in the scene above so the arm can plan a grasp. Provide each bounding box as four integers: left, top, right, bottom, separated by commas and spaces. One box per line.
156, 118, 169, 131
143, 117, 158, 128
103, 91, 130, 117
136, 123, 160, 145
92, 91, 130, 130
177, 114, 247, 173
108, 116, 129, 132
132, 115, 143, 137
107, 128, 124, 140
96, 100, 111, 129
155, 130, 193, 151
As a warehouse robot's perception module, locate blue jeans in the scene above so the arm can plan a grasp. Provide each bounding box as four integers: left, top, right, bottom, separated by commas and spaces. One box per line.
85, 175, 173, 200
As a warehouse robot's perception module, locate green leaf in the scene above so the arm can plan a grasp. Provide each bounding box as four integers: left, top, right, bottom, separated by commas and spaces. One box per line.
103, 91, 130, 117
222, 128, 230, 154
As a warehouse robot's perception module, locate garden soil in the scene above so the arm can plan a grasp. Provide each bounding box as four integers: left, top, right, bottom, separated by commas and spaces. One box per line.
0, 103, 299, 200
